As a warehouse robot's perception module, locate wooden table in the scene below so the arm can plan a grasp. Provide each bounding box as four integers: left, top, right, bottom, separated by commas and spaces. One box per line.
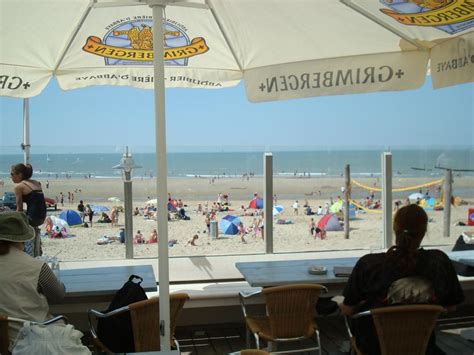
59, 264, 157, 298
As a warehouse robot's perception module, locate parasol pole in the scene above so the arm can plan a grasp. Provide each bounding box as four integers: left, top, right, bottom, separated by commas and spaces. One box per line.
22, 98, 30, 165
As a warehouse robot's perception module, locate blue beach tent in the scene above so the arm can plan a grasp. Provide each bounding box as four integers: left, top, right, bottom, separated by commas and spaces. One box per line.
59, 209, 82, 227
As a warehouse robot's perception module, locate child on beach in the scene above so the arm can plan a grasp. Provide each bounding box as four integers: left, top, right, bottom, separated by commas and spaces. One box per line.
309, 218, 316, 236
147, 229, 158, 244
238, 222, 247, 244
293, 200, 299, 215
187, 234, 199, 246
314, 227, 326, 240
134, 230, 145, 244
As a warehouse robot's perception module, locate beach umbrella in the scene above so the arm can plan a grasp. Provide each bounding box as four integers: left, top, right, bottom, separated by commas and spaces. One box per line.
249, 198, 264, 210
219, 215, 241, 235
272, 205, 284, 216
409, 192, 425, 202
91, 205, 109, 213
108, 197, 121, 203
2, 1, 472, 350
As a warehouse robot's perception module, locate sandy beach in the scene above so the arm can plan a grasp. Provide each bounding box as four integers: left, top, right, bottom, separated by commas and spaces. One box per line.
1, 176, 473, 261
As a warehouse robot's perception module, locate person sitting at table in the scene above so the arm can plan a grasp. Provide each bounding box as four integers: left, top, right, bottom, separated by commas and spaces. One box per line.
340, 204, 464, 355
0, 212, 66, 350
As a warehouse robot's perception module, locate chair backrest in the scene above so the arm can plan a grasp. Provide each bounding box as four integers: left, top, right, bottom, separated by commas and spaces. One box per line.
0, 315, 9, 355
262, 284, 325, 338
128, 293, 189, 352
370, 304, 443, 355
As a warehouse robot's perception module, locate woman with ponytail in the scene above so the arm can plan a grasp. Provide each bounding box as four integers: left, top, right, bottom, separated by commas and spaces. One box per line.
10, 163, 47, 256
340, 204, 464, 354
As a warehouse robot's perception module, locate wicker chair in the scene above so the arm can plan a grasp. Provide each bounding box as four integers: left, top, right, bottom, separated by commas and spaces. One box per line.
345, 304, 444, 355
88, 293, 189, 353
0, 315, 68, 355
239, 284, 326, 354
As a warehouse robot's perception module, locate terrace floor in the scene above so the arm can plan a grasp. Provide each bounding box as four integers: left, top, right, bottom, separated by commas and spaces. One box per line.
174, 316, 474, 354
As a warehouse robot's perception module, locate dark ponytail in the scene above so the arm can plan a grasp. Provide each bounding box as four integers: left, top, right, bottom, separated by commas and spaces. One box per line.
11, 163, 33, 180
386, 204, 428, 273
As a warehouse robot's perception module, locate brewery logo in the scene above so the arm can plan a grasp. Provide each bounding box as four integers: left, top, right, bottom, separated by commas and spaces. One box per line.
83, 18, 209, 65
380, 0, 473, 34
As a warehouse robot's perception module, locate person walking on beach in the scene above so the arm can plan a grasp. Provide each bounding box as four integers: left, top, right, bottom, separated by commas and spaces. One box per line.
110, 207, 118, 227
293, 200, 299, 215
77, 200, 85, 222
85, 204, 94, 227
10, 163, 47, 257
205, 214, 211, 235
309, 218, 316, 236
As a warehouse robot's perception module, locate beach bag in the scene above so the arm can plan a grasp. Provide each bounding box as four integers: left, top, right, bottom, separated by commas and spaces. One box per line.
97, 275, 148, 352
12, 322, 91, 355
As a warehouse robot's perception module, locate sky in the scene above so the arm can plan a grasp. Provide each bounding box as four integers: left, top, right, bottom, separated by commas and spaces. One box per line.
0, 77, 473, 153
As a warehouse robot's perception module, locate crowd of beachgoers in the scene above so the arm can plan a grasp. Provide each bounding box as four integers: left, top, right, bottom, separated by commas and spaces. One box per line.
1, 175, 473, 261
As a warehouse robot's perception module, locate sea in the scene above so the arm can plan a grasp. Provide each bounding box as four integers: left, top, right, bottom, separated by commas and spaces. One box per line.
1, 148, 472, 180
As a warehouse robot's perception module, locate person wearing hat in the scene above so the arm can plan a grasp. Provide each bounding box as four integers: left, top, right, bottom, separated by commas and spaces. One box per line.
0, 212, 66, 349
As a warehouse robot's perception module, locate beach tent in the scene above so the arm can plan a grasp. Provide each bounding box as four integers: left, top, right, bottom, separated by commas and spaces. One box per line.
2, 0, 472, 350
49, 216, 70, 235
329, 201, 344, 213
59, 210, 82, 227
219, 215, 241, 235
249, 198, 264, 210
317, 214, 343, 232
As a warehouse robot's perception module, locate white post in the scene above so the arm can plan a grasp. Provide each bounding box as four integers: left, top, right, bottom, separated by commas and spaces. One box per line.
264, 153, 273, 253
443, 169, 452, 238
22, 98, 30, 164
151, 2, 170, 350
382, 152, 392, 249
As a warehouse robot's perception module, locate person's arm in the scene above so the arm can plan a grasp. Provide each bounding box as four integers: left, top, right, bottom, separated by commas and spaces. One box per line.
13, 184, 24, 212
37, 263, 66, 304
341, 257, 368, 315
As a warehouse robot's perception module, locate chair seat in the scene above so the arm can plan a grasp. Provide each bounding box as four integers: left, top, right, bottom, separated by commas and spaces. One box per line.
246, 315, 317, 341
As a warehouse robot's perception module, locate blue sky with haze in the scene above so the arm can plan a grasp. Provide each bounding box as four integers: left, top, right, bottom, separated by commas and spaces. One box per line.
0, 78, 472, 153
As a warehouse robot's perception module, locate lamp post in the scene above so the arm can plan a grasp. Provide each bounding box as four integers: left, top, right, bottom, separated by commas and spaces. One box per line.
113, 147, 141, 259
